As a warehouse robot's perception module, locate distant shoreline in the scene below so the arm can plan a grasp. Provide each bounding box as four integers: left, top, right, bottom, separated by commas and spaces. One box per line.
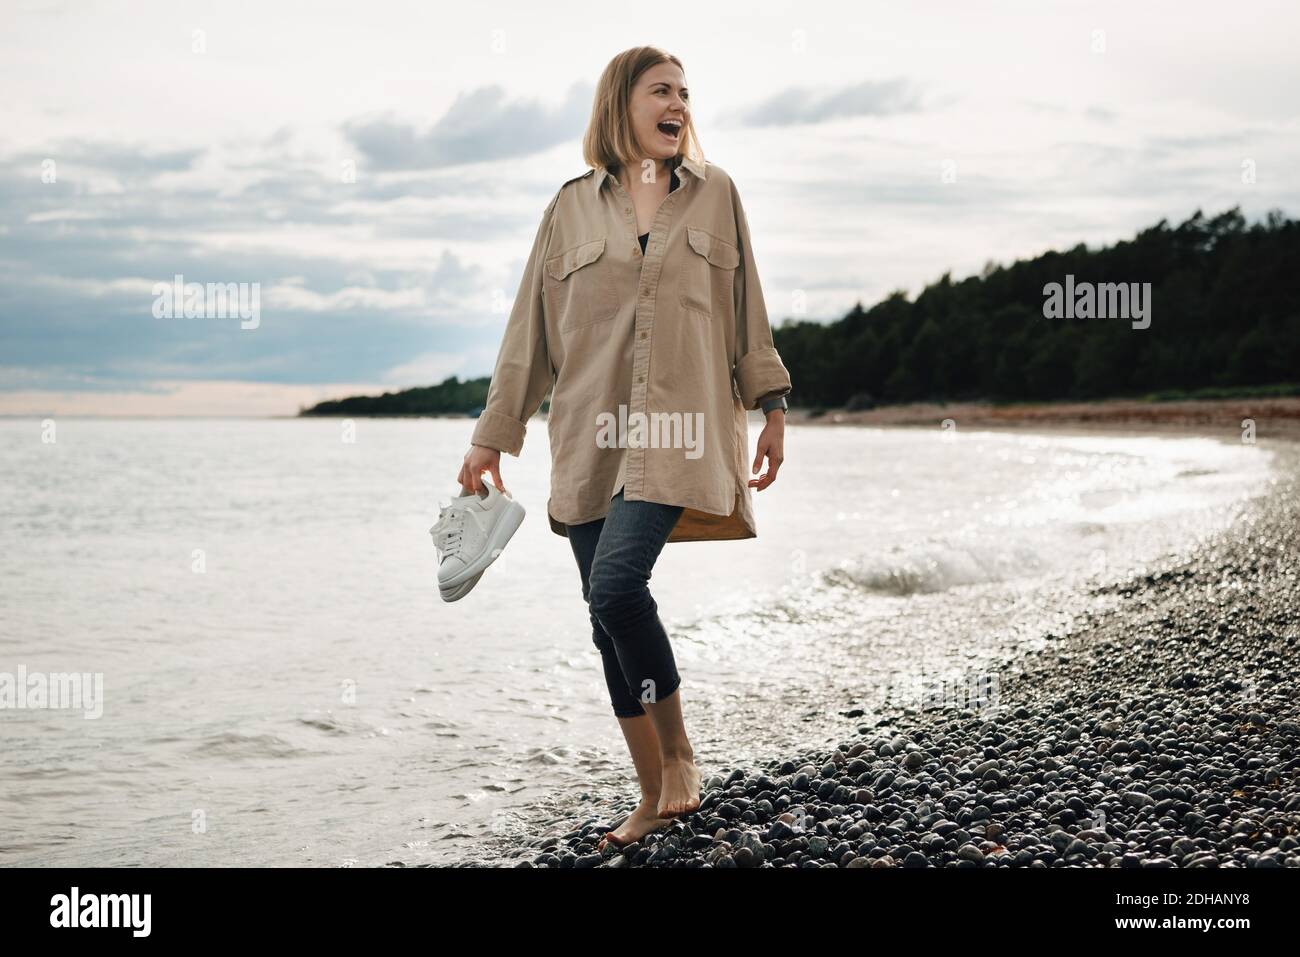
8, 395, 1299, 441
787, 395, 1300, 444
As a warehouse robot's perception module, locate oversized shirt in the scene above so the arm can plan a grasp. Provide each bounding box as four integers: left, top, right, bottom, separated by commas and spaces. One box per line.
469, 154, 793, 544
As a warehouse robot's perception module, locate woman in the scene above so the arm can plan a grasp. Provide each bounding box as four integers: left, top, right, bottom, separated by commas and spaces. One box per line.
459, 47, 792, 849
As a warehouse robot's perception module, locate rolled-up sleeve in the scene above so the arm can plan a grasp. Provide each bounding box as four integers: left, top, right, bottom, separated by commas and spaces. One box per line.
470, 189, 560, 456
729, 178, 792, 411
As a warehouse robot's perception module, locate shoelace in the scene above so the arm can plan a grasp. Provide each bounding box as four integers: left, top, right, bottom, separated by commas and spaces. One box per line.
429, 503, 468, 557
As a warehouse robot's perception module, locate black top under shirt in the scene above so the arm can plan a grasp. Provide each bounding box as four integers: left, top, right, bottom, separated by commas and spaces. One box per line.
637, 165, 681, 254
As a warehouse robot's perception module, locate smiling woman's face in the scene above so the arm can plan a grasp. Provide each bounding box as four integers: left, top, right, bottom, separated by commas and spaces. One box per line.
627, 61, 689, 169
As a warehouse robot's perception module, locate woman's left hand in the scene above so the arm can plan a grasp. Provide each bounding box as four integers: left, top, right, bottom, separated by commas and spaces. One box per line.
749, 412, 785, 491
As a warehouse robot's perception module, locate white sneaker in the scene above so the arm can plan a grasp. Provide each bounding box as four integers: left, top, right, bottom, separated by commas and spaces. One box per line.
429, 479, 526, 602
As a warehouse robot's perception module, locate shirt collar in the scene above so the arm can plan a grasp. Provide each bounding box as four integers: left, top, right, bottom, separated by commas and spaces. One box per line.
592, 154, 706, 198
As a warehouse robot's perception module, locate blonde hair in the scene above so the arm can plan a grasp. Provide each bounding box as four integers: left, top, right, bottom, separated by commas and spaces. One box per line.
582, 46, 704, 176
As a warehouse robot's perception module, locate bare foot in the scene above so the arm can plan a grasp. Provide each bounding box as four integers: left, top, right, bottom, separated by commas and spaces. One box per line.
599, 797, 673, 849
657, 755, 702, 818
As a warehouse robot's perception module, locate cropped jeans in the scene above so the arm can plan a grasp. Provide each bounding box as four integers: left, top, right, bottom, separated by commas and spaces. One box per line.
566, 489, 685, 718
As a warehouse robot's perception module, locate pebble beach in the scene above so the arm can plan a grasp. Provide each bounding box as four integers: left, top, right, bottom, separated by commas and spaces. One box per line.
461, 406, 1300, 869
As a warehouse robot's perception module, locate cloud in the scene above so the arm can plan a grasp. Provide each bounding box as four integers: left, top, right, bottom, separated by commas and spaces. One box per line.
25, 208, 109, 223
0, 119, 554, 396
342, 82, 592, 170
264, 279, 429, 313
729, 78, 924, 127
14, 140, 203, 181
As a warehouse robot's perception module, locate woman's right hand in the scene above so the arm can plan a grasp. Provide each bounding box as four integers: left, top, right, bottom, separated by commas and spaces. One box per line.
460, 445, 505, 496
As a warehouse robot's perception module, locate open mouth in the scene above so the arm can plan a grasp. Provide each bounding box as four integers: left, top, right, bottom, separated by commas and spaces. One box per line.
657, 119, 682, 140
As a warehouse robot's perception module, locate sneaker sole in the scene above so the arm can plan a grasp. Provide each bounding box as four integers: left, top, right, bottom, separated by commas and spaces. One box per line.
440, 568, 485, 602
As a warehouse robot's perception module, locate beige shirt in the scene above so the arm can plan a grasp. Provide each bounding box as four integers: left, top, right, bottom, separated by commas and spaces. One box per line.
470, 154, 792, 544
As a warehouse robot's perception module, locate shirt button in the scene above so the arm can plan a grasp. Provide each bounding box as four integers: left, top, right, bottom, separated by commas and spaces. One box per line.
636, 376, 644, 383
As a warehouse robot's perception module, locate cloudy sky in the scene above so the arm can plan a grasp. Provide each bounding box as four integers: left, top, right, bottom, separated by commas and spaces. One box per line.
2, 0, 1297, 415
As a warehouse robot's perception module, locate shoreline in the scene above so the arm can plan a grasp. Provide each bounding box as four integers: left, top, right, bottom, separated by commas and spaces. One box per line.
781, 395, 1300, 444
454, 436, 1300, 869
283, 395, 1300, 444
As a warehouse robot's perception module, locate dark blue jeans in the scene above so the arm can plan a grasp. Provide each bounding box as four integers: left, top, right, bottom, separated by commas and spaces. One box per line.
566, 489, 685, 718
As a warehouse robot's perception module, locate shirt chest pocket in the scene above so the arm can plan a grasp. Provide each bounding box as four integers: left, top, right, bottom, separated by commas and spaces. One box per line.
679, 225, 740, 318
545, 237, 620, 332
